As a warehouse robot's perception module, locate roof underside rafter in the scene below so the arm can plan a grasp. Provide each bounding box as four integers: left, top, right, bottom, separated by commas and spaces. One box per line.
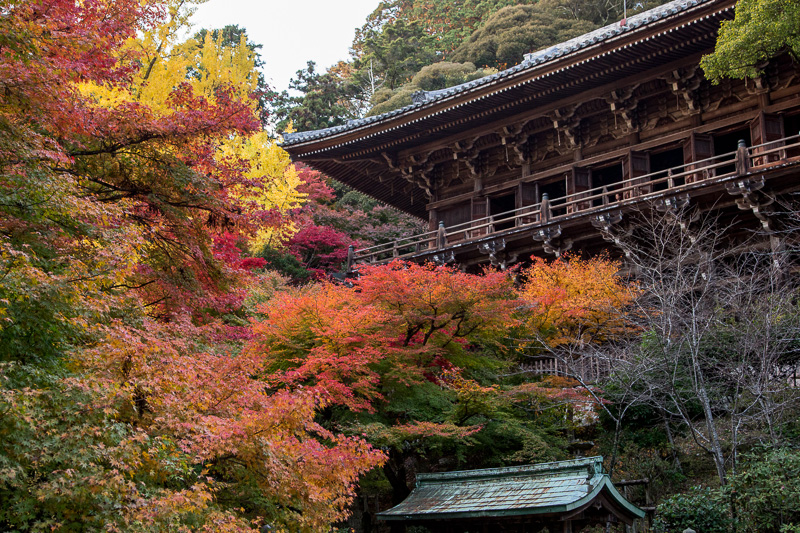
281, 0, 736, 218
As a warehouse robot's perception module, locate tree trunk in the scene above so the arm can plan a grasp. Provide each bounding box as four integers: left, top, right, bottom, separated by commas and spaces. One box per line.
696, 373, 727, 485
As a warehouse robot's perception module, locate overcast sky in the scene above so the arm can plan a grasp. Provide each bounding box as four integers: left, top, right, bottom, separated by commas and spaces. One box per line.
190, 0, 380, 93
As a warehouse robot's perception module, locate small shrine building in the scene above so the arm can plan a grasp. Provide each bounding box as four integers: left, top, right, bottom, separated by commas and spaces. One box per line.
376, 457, 644, 533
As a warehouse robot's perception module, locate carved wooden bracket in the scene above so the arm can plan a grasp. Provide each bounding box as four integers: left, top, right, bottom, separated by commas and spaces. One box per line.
726, 177, 774, 230
591, 211, 623, 233
500, 123, 530, 166
593, 214, 632, 258
745, 61, 771, 95
533, 226, 572, 257
663, 66, 703, 115
776, 58, 800, 91
478, 239, 519, 270
548, 105, 580, 149
380, 151, 397, 170
654, 194, 692, 215
452, 138, 484, 183
464, 149, 484, 182
432, 250, 456, 266
655, 195, 700, 237
440, 155, 460, 189
391, 151, 437, 199
605, 84, 640, 133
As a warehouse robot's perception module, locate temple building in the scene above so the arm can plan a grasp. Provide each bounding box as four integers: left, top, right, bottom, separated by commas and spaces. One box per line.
282, 0, 800, 270
376, 457, 645, 533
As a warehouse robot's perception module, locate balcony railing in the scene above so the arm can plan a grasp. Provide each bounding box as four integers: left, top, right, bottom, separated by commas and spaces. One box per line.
348, 133, 800, 268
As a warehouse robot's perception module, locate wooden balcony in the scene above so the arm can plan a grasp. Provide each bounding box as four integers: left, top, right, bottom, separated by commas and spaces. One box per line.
347, 134, 800, 270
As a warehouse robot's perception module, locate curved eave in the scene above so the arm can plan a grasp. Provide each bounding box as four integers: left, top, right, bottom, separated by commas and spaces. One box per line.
377, 474, 645, 523
281, 0, 734, 160
294, 158, 428, 218
576, 475, 646, 521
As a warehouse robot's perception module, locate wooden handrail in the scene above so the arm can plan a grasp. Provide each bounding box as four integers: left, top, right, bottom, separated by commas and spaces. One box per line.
352, 133, 800, 265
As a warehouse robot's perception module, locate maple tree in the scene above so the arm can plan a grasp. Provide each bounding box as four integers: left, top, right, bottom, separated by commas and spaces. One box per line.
0, 0, 384, 530
11, 0, 786, 527
250, 261, 517, 407
247, 261, 582, 507
255, 165, 424, 283
517, 253, 637, 347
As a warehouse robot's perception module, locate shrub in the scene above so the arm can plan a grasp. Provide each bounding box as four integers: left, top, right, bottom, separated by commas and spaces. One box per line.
653, 486, 731, 533
729, 448, 800, 532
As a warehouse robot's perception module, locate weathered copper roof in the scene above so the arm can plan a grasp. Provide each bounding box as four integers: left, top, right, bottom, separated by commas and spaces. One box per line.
377, 457, 644, 522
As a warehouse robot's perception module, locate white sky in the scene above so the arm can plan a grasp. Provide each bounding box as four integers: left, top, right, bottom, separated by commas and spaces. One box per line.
191, 0, 380, 93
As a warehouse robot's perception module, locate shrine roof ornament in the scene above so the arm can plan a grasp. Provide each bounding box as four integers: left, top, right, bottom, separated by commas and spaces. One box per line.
376, 456, 645, 523
281, 0, 715, 148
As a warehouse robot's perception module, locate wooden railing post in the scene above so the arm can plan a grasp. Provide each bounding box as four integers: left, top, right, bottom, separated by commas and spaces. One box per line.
436, 221, 447, 249
735, 138, 751, 176
540, 193, 552, 223
346, 244, 355, 271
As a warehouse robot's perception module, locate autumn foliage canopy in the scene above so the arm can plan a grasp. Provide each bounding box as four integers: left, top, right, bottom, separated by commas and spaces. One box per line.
0, 0, 640, 528
0, 0, 377, 530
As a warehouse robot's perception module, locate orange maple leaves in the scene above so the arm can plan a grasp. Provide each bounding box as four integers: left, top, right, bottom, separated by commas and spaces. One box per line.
519, 253, 638, 346
249, 261, 517, 412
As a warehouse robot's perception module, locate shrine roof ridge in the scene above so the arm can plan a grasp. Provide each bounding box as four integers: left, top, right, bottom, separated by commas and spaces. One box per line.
281, 0, 713, 147
415, 456, 605, 484
376, 456, 646, 521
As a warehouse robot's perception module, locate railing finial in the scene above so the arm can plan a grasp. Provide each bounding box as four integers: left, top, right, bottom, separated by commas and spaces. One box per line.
735, 138, 750, 176
437, 221, 447, 249
540, 193, 552, 223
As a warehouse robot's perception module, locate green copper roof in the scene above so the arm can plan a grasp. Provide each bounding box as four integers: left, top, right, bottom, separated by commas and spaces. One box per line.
377, 456, 644, 522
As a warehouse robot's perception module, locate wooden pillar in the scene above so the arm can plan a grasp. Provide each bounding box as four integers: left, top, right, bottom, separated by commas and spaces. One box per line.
472, 197, 488, 236
566, 167, 591, 212
682, 132, 714, 183
750, 111, 785, 165
623, 151, 651, 198
734, 139, 750, 176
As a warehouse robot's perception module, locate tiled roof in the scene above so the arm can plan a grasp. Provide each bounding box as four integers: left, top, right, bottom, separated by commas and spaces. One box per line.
377, 456, 644, 521
281, 0, 711, 147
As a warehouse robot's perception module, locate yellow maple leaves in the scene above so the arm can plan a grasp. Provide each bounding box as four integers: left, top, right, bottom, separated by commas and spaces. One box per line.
519, 254, 638, 347
79, 0, 304, 249
219, 132, 307, 250
133, 28, 260, 112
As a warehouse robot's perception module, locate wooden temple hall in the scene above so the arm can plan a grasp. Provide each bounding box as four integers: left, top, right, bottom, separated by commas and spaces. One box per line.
282, 0, 800, 270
